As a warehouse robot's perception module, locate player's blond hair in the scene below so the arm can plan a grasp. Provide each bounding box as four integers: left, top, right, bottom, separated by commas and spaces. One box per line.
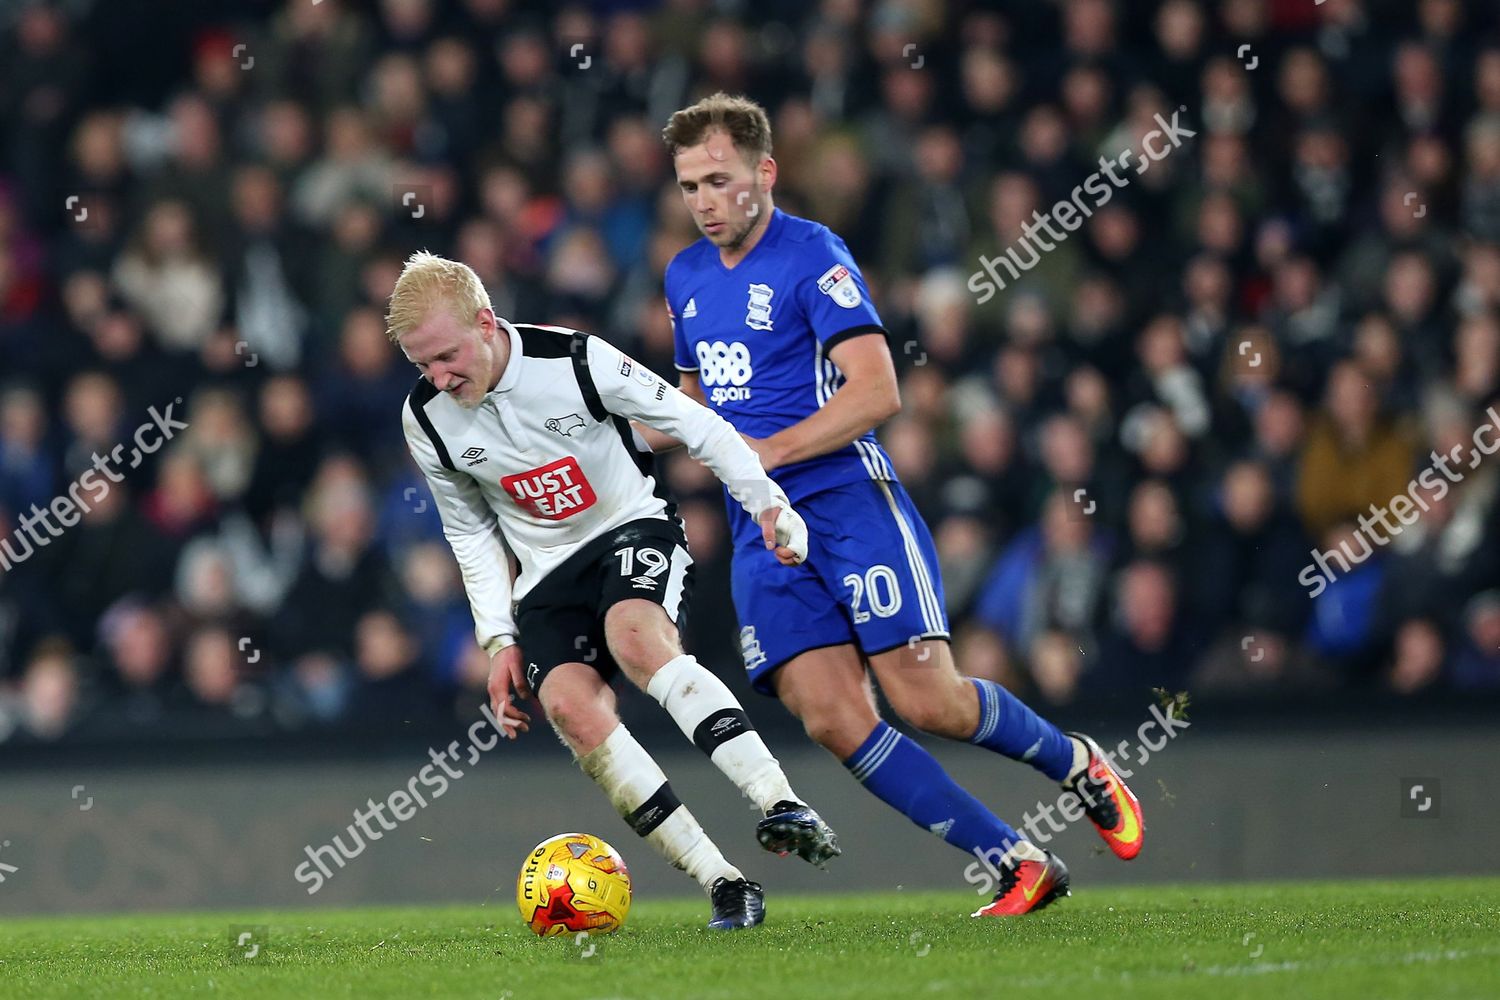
385, 250, 493, 343
661, 92, 773, 163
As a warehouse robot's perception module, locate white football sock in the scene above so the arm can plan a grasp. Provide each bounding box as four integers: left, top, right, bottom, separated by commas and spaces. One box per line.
1065, 736, 1091, 781
577, 722, 741, 891
1000, 840, 1049, 866
646, 653, 797, 813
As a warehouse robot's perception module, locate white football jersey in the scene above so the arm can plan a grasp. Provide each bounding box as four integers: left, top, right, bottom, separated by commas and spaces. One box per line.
402, 319, 787, 655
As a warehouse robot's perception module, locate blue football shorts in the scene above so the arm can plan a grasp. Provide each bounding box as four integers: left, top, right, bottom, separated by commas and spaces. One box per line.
729, 478, 950, 695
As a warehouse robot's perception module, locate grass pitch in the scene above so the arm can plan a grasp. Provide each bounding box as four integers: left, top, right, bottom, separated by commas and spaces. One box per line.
2, 878, 1497, 999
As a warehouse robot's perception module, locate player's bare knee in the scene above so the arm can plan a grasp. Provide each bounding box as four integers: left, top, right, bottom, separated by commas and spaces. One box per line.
538, 670, 589, 727
801, 716, 842, 755
542, 686, 613, 754
603, 600, 679, 678
886, 685, 956, 736
607, 629, 653, 676
872, 643, 969, 736
538, 684, 575, 730
805, 718, 871, 760
802, 703, 877, 759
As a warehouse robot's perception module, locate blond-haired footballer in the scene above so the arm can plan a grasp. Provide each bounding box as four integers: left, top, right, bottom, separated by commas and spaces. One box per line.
390, 252, 839, 930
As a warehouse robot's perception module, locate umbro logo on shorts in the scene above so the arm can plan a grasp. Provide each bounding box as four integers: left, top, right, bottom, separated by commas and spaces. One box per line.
630, 575, 658, 589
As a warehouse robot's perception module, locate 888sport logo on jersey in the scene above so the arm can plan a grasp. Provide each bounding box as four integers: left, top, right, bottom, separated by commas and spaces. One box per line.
695, 340, 754, 404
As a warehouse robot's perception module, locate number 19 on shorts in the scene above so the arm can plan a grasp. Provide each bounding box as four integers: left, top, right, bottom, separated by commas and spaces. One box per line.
615, 545, 669, 578
842, 565, 902, 624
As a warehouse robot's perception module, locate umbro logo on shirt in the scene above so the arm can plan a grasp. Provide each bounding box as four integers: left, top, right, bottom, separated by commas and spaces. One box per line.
461, 446, 488, 466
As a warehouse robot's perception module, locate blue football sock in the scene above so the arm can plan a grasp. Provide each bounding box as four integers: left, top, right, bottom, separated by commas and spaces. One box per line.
844, 722, 1024, 857
968, 678, 1075, 781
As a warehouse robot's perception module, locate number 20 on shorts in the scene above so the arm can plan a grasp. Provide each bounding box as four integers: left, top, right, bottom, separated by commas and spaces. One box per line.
842, 565, 902, 624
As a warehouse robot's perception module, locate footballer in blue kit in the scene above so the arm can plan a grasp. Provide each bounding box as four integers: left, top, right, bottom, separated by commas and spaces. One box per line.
665, 203, 944, 680
652, 93, 1146, 917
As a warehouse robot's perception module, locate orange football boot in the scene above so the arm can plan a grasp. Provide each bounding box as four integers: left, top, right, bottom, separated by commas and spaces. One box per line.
1063, 732, 1145, 860
972, 851, 1071, 917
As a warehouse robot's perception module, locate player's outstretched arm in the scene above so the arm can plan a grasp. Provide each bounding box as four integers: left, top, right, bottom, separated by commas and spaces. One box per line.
587, 337, 809, 564
402, 402, 530, 735
628, 373, 707, 453
747, 333, 900, 472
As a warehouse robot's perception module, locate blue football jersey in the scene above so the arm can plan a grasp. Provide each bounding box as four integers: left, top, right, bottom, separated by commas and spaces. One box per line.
666, 208, 895, 507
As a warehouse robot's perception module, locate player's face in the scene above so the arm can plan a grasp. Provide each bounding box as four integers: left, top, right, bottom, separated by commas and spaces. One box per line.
673, 131, 772, 251
400, 307, 503, 409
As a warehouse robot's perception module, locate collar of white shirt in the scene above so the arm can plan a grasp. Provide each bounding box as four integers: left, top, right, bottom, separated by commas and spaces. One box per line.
486, 317, 526, 398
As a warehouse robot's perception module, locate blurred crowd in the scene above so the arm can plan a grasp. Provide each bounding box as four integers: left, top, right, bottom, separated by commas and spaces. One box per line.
3, 0, 1500, 744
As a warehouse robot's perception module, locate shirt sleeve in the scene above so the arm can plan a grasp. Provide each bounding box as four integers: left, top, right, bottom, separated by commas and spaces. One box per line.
666, 259, 698, 373
585, 335, 787, 518
401, 399, 518, 655
669, 295, 698, 373
794, 228, 886, 352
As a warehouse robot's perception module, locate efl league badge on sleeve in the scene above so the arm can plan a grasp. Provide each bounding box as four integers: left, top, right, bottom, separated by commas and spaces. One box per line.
818, 264, 862, 308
